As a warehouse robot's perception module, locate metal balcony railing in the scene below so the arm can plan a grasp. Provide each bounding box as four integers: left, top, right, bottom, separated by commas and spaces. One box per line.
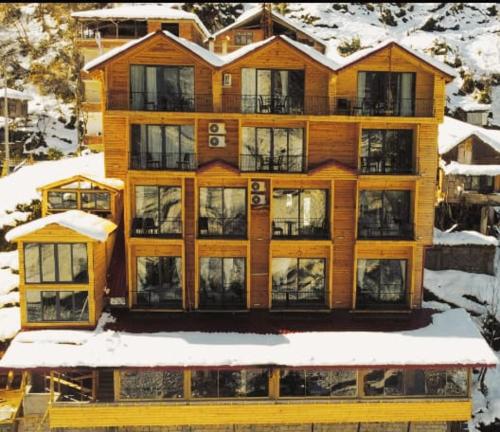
272, 218, 329, 239
132, 290, 183, 309
131, 216, 182, 238
356, 285, 408, 309
107, 91, 213, 112
359, 156, 414, 175
198, 283, 246, 310
357, 222, 414, 240
198, 217, 247, 238
130, 152, 197, 171
240, 154, 305, 173
271, 286, 328, 309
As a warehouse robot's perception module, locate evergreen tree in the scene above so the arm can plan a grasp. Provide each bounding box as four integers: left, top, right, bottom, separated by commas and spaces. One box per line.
181, 3, 244, 33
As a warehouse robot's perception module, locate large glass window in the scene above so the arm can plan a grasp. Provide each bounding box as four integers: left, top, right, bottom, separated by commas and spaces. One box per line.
47, 192, 77, 210
81, 192, 110, 211
358, 191, 412, 239
241, 68, 304, 114
280, 370, 357, 397
130, 65, 194, 111
131, 124, 195, 170
191, 369, 268, 398
26, 290, 89, 322
356, 259, 407, 309
464, 176, 495, 193
360, 130, 414, 174
120, 370, 183, 400
199, 257, 246, 309
136, 257, 182, 308
241, 127, 304, 172
271, 258, 327, 309
357, 72, 416, 116
133, 186, 182, 237
272, 189, 328, 238
80, 20, 148, 39
199, 188, 247, 237
24, 243, 88, 284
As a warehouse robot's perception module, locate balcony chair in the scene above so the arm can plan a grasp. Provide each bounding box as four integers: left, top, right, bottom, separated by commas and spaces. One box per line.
146, 153, 160, 169
337, 98, 352, 115
272, 221, 284, 237
176, 152, 192, 170
143, 217, 157, 235
132, 217, 144, 235
258, 96, 272, 113
198, 217, 209, 235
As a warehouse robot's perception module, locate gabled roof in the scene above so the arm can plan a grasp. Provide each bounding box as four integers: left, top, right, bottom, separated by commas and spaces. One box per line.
439, 116, 500, 155
197, 160, 240, 175
211, 5, 326, 49
83, 31, 223, 72
308, 159, 357, 178
5, 210, 117, 243
37, 174, 124, 192
71, 4, 210, 38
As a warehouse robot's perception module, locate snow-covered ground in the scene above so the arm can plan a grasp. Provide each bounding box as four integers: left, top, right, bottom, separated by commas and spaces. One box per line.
0, 250, 19, 343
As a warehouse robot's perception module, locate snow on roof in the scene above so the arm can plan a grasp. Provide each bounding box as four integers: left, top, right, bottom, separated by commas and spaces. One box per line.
71, 4, 210, 37
0, 309, 496, 369
439, 116, 500, 155
211, 5, 325, 48
0, 307, 20, 342
458, 101, 491, 112
38, 174, 124, 191
5, 210, 117, 243
0, 88, 32, 101
336, 39, 457, 78
442, 161, 500, 177
433, 228, 499, 246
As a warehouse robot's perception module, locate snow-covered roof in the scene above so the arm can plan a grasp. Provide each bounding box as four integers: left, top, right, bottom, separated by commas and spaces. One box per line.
0, 309, 496, 369
433, 228, 498, 246
211, 5, 326, 48
5, 210, 117, 243
442, 161, 500, 177
336, 39, 457, 79
71, 4, 210, 38
439, 116, 500, 155
37, 174, 124, 192
0, 88, 32, 101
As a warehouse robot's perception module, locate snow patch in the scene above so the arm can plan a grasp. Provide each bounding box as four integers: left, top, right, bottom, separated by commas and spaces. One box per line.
434, 228, 499, 246
0, 307, 20, 342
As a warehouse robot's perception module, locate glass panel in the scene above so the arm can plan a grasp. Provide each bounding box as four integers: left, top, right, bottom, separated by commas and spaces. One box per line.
223, 188, 246, 236
41, 244, 56, 283
180, 125, 194, 155
380, 259, 406, 303
95, 192, 110, 210
273, 189, 299, 236
81, 192, 96, 210
47, 192, 64, 209
446, 370, 468, 396
58, 291, 74, 321
72, 244, 88, 283
57, 244, 73, 282
404, 369, 426, 395
41, 291, 57, 321
223, 258, 245, 304
364, 370, 403, 396
73, 291, 89, 321
120, 371, 183, 400
26, 290, 42, 322
130, 65, 145, 110
306, 371, 330, 396
288, 128, 304, 171
272, 257, 297, 294
280, 370, 305, 397
424, 370, 446, 396
136, 186, 158, 221
331, 370, 357, 397
299, 258, 326, 300
241, 68, 257, 113
200, 188, 223, 236
199, 257, 223, 306
191, 371, 218, 398
137, 256, 160, 292
246, 369, 269, 397
159, 187, 181, 234
179, 67, 194, 99
218, 370, 242, 397
165, 126, 179, 156
160, 257, 182, 303
25, 243, 41, 283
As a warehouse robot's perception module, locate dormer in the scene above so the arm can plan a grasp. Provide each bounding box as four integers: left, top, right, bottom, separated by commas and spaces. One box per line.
211, 5, 326, 54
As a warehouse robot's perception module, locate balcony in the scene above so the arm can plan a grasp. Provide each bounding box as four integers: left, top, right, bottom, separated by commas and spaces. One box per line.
107, 91, 213, 112
360, 156, 414, 175
271, 286, 329, 309
272, 218, 329, 239
240, 154, 305, 173
131, 217, 182, 238
357, 223, 414, 240
356, 285, 408, 310
131, 290, 183, 309
130, 152, 197, 171
199, 283, 246, 310
198, 217, 246, 239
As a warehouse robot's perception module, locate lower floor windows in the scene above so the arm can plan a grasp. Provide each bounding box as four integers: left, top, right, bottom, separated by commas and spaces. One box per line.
26, 290, 89, 322
191, 369, 269, 398
120, 370, 183, 400
280, 369, 357, 397
356, 259, 407, 309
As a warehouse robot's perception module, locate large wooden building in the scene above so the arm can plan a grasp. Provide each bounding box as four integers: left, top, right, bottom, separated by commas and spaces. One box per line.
0, 4, 497, 432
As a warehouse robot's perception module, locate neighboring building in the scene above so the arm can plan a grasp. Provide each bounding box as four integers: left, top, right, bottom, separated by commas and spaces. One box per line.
0, 5, 497, 432
456, 104, 491, 127
0, 88, 31, 119
437, 116, 500, 235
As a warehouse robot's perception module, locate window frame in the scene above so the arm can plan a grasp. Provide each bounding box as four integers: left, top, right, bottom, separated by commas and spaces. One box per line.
234, 31, 254, 46
26, 289, 90, 323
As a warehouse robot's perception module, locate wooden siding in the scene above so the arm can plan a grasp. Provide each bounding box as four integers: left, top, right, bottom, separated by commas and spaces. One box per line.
309, 122, 359, 168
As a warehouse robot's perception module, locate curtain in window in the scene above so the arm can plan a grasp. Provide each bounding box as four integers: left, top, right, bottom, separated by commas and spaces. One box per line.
146, 66, 158, 109
241, 68, 256, 113
399, 73, 414, 116
130, 65, 145, 110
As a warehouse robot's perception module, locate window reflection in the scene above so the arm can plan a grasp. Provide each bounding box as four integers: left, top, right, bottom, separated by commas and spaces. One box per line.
26, 290, 89, 322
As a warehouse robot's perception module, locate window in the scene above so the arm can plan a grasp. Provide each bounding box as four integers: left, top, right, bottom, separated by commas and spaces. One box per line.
81, 192, 110, 211
241, 127, 304, 172
136, 256, 182, 308
191, 369, 268, 398
199, 257, 246, 309
130, 65, 194, 111
356, 259, 407, 309
81, 20, 148, 39
360, 130, 414, 174
464, 176, 494, 193
280, 369, 357, 397
272, 189, 328, 238
131, 124, 195, 170
234, 31, 253, 46
26, 290, 89, 322
133, 186, 182, 237
241, 68, 304, 114
199, 187, 247, 237
24, 243, 88, 284
47, 192, 77, 210
271, 258, 327, 308
120, 370, 183, 399
358, 71, 416, 116
161, 22, 180, 36
358, 190, 412, 239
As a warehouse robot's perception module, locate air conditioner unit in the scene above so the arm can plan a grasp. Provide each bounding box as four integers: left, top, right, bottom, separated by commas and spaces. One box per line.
209, 122, 226, 134
251, 193, 267, 206
251, 180, 266, 193
209, 135, 226, 148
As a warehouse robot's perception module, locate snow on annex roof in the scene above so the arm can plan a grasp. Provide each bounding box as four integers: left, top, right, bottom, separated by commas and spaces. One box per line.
441, 160, 500, 177
5, 210, 117, 243
434, 228, 499, 246
439, 116, 500, 155
0, 309, 496, 369
0, 88, 32, 101
71, 4, 210, 38
37, 174, 124, 192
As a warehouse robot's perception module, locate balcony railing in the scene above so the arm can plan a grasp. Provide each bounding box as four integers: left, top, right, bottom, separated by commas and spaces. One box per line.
272, 287, 328, 309
272, 218, 329, 239
199, 283, 246, 310
130, 152, 197, 171
240, 154, 305, 173
359, 156, 414, 175
132, 290, 183, 309
356, 286, 408, 310
357, 223, 414, 240
107, 92, 213, 112
198, 217, 247, 238
131, 217, 182, 238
